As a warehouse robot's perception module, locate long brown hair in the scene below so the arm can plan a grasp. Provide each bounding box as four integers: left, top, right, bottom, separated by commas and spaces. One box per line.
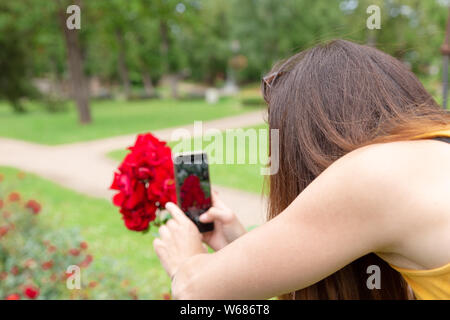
264, 39, 450, 300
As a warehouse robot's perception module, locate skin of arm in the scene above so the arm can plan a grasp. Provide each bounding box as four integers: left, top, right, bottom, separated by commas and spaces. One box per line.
156, 141, 449, 299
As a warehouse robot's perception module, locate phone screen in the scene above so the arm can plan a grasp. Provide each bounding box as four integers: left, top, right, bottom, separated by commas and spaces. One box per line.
173, 152, 214, 233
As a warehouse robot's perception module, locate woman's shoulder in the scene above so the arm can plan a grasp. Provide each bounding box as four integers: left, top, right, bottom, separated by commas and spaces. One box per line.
327, 139, 450, 267
313, 138, 450, 236
336, 138, 450, 184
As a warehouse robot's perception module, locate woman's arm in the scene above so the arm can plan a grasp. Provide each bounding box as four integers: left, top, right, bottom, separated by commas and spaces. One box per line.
157, 142, 428, 299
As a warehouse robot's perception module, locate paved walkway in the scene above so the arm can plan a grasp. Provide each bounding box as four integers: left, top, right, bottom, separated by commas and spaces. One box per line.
0, 111, 267, 227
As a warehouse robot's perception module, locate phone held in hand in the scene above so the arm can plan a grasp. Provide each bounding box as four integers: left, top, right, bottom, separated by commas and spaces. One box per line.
173, 152, 214, 233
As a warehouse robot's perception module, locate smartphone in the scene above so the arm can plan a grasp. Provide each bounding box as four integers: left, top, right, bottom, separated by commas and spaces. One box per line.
173, 152, 214, 233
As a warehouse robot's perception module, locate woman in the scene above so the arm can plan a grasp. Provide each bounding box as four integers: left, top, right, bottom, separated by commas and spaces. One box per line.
153, 39, 450, 300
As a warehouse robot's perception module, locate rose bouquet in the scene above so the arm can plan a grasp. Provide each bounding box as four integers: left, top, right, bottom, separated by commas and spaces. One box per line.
110, 133, 177, 232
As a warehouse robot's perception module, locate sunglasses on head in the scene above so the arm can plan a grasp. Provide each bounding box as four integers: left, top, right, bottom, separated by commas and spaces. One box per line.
261, 51, 305, 104
261, 71, 285, 104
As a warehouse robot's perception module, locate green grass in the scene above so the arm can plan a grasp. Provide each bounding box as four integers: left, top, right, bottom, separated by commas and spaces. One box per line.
0, 166, 169, 299
108, 124, 270, 194
0, 97, 251, 145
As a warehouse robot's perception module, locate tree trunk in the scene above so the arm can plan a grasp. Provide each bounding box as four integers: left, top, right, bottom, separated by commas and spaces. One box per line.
58, 0, 91, 124
159, 20, 169, 74
169, 75, 179, 99
141, 69, 155, 97
115, 29, 131, 99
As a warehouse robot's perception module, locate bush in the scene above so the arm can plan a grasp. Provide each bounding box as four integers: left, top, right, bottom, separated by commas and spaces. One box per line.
238, 86, 265, 107
0, 173, 145, 300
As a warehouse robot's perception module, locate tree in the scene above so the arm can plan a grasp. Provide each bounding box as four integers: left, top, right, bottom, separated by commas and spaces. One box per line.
58, 0, 91, 124
0, 0, 42, 112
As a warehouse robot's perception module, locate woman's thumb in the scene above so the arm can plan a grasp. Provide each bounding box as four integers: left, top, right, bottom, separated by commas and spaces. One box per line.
199, 208, 224, 223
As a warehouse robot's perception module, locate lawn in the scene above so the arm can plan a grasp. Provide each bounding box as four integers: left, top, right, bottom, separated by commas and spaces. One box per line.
0, 166, 170, 299
108, 124, 270, 194
0, 97, 251, 145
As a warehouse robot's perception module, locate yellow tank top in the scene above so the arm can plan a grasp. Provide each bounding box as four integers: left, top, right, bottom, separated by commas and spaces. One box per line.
387, 127, 450, 300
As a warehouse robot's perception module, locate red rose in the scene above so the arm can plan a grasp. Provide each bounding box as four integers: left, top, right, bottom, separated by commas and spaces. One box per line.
5, 293, 20, 300
80, 254, 93, 268
25, 200, 41, 214
41, 260, 53, 270
11, 266, 19, 276
23, 286, 39, 299
110, 133, 176, 232
120, 202, 157, 231
8, 192, 20, 202
0, 225, 9, 238
80, 241, 88, 250
69, 248, 80, 256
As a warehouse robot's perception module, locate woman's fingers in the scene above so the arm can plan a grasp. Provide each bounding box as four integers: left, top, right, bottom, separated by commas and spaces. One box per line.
165, 202, 190, 224
159, 225, 171, 240
199, 207, 232, 223
211, 190, 227, 209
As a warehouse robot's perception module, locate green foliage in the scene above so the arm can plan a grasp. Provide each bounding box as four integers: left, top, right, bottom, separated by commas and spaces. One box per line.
0, 0, 448, 109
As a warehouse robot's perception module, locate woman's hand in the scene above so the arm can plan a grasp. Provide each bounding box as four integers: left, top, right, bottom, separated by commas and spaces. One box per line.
153, 202, 207, 279
199, 190, 247, 251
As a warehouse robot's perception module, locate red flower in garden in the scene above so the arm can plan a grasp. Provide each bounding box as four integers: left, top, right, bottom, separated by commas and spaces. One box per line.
47, 245, 57, 253
0, 225, 9, 238
0, 199, 3, 209
0, 272, 7, 280
69, 248, 80, 256
79, 241, 88, 250
25, 199, 41, 214
88, 281, 98, 288
5, 293, 20, 300
110, 133, 177, 232
80, 254, 93, 268
41, 260, 54, 270
8, 192, 21, 202
23, 286, 39, 299
11, 266, 19, 276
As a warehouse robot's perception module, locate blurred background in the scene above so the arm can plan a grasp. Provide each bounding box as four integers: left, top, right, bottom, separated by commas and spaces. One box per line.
0, 0, 449, 300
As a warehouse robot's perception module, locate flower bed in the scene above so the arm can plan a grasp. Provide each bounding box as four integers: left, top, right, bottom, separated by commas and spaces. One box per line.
0, 172, 148, 300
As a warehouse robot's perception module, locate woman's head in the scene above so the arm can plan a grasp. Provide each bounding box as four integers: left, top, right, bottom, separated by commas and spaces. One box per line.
263, 39, 450, 299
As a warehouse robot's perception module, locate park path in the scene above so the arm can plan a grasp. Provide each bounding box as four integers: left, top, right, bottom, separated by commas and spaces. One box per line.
0, 110, 267, 227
